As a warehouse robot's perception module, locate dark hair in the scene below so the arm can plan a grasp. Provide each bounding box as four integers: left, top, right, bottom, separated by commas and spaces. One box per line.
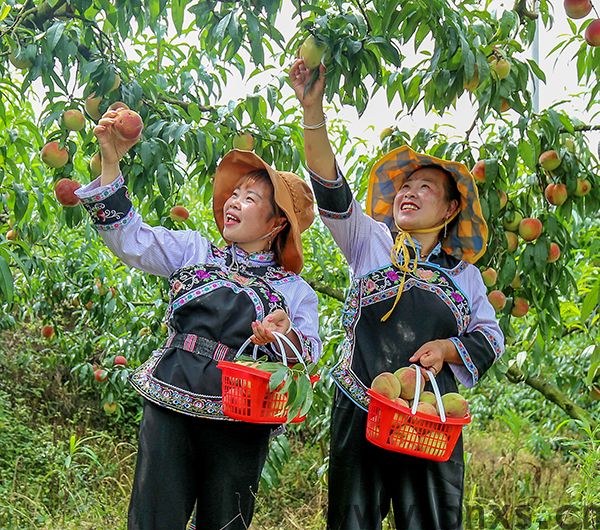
243, 169, 290, 264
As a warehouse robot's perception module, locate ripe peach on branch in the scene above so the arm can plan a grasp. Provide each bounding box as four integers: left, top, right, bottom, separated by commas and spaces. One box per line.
518, 218, 543, 242
539, 150, 561, 172
585, 19, 600, 47
233, 132, 254, 151
54, 178, 81, 206
62, 109, 85, 132
564, 0, 592, 19
544, 183, 568, 206
170, 206, 189, 222
299, 35, 326, 69
85, 94, 103, 121
41, 142, 69, 169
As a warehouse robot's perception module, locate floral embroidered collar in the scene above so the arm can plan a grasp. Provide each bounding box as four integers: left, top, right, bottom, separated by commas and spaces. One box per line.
228, 244, 276, 268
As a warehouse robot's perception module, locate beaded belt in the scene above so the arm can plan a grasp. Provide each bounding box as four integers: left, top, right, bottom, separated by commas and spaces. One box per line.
164, 333, 234, 361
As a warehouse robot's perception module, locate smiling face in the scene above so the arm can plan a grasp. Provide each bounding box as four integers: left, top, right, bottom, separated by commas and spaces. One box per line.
392, 166, 459, 233
222, 172, 287, 253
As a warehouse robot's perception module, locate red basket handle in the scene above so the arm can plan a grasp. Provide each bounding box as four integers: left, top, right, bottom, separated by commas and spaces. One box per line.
410, 364, 447, 422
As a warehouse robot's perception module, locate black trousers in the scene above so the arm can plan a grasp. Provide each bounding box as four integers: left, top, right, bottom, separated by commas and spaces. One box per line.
327, 392, 464, 530
128, 400, 271, 530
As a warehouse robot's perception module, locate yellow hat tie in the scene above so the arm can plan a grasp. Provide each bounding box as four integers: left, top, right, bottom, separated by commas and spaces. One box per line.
380, 210, 460, 322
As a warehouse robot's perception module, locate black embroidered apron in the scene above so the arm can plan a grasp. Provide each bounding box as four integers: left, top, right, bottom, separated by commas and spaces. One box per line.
328, 254, 470, 530
128, 249, 291, 530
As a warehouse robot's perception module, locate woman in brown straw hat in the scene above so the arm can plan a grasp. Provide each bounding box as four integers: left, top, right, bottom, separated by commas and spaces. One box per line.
291, 60, 504, 530
74, 108, 321, 530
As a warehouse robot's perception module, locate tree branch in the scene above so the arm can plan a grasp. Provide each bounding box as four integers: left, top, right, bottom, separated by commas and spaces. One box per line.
306, 278, 345, 302
157, 95, 215, 113
351, 0, 373, 34
563, 124, 600, 133
464, 115, 479, 143
513, 0, 538, 21
505, 364, 596, 427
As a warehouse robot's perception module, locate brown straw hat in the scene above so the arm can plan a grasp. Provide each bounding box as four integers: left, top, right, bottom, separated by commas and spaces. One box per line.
213, 149, 315, 274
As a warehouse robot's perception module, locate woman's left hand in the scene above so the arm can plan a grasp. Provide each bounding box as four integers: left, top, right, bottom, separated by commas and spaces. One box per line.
250, 309, 291, 345
408, 339, 452, 379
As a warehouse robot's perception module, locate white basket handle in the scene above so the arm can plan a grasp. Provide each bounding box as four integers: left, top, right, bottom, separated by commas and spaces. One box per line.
410, 364, 446, 423
271, 331, 307, 370
234, 337, 261, 361
233, 331, 306, 370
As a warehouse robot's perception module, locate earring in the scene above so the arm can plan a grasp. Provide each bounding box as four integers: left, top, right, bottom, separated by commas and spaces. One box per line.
443, 220, 448, 240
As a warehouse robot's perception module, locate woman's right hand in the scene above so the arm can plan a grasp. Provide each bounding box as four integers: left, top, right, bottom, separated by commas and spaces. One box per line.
289, 58, 326, 110
94, 110, 141, 166
94, 109, 142, 184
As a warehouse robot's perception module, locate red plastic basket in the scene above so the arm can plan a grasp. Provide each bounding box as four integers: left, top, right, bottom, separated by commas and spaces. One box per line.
218, 332, 318, 424
365, 365, 470, 462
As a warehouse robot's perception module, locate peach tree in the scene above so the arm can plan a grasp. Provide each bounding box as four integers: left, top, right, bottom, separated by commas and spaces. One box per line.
0, 0, 598, 436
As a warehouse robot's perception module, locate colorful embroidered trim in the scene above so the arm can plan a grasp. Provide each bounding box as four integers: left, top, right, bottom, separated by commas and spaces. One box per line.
170, 279, 266, 320
473, 326, 504, 359
95, 208, 135, 231
308, 165, 345, 189
318, 202, 354, 220
129, 351, 227, 419
78, 174, 125, 203
360, 267, 470, 335
448, 337, 479, 385
330, 281, 370, 410
446, 260, 469, 277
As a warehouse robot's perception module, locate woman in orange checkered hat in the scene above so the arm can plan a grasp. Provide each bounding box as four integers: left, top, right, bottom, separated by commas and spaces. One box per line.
291, 59, 504, 530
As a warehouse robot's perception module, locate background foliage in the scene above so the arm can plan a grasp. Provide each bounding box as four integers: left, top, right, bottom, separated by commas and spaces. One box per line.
1, 0, 599, 528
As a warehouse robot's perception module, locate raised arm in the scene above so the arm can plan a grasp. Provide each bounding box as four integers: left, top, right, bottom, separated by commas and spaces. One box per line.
74, 109, 210, 277
290, 59, 336, 181
290, 60, 392, 276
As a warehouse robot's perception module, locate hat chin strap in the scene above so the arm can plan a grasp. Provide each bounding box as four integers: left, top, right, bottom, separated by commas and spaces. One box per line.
381, 209, 459, 323
257, 222, 287, 248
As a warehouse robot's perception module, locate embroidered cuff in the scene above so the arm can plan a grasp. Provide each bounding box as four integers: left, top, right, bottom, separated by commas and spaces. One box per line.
318, 202, 354, 220
448, 337, 478, 386
473, 327, 504, 359
77, 174, 134, 231
307, 164, 345, 189
308, 162, 353, 215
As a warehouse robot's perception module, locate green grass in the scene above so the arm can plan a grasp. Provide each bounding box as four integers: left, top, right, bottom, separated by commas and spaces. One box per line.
1, 328, 598, 530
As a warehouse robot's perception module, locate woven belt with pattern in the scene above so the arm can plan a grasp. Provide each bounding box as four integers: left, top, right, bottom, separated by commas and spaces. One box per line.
164, 333, 234, 361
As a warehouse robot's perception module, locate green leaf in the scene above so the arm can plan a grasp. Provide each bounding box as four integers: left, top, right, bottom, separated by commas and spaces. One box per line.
0, 253, 13, 305
171, 0, 185, 33
214, 12, 232, 43
46, 21, 66, 51
187, 103, 203, 123
581, 282, 600, 325
149, 0, 161, 26
268, 367, 287, 392
156, 164, 171, 199
0, 4, 12, 22
12, 183, 29, 222
526, 59, 546, 83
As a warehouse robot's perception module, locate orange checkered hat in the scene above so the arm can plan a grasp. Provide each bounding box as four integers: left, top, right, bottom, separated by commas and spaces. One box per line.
366, 145, 488, 264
